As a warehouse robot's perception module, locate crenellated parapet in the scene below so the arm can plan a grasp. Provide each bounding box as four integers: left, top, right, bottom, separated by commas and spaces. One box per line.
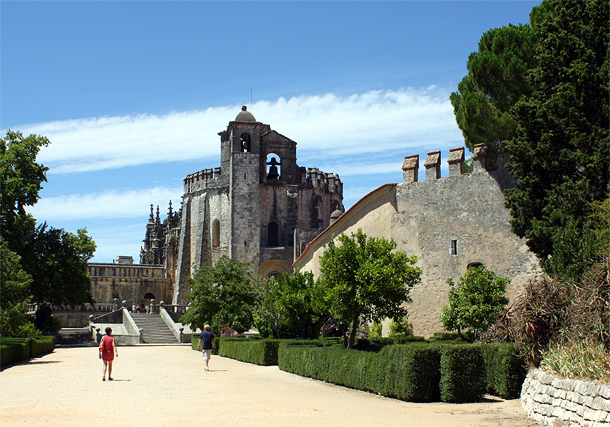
183, 167, 224, 192
402, 144, 508, 184
302, 167, 343, 195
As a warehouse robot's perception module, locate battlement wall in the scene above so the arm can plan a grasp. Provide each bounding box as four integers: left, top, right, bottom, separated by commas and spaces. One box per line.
301, 167, 343, 195
402, 144, 512, 185
184, 167, 227, 193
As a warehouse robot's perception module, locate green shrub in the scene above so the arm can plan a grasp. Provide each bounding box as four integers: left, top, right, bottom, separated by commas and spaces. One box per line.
279, 342, 376, 390
279, 341, 443, 402
430, 331, 473, 342
219, 339, 281, 365
0, 336, 55, 367
365, 322, 383, 338
0, 342, 29, 367
481, 343, 527, 399
372, 345, 441, 401
388, 316, 413, 337
31, 336, 55, 357
393, 336, 426, 344
440, 345, 486, 402
353, 337, 395, 352
541, 341, 610, 383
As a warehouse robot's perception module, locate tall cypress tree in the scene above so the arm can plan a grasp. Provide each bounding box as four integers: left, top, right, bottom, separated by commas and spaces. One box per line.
504, 0, 609, 279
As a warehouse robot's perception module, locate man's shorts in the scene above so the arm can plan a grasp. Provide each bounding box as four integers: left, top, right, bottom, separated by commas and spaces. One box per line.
202, 349, 212, 360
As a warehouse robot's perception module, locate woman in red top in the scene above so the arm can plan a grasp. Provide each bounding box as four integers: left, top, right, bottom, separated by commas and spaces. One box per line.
99, 327, 118, 381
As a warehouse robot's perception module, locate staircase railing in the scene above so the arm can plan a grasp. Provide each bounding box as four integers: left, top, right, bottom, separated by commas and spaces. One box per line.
122, 308, 143, 343
159, 307, 184, 342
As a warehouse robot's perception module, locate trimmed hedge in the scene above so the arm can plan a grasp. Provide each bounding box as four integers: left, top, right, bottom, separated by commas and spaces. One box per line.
481, 343, 527, 399
354, 336, 427, 352
219, 339, 281, 366
0, 336, 56, 367
191, 336, 525, 403
372, 345, 441, 401
429, 331, 473, 342
279, 342, 444, 402
0, 341, 30, 367
279, 342, 502, 403
392, 335, 427, 345
439, 345, 486, 403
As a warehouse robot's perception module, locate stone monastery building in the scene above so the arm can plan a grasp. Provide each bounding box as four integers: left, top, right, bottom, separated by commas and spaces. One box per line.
139, 106, 344, 305
89, 107, 541, 337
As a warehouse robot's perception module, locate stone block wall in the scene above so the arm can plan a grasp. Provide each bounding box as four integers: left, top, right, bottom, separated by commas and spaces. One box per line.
521, 368, 610, 426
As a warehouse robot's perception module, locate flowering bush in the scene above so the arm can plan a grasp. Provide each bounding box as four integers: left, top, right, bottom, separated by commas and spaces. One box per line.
319, 318, 343, 337
218, 325, 237, 337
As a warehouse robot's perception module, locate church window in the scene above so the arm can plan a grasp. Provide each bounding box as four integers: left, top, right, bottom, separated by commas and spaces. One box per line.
212, 219, 220, 247
267, 271, 280, 279
450, 239, 458, 255
240, 133, 251, 152
266, 154, 281, 180
268, 221, 280, 247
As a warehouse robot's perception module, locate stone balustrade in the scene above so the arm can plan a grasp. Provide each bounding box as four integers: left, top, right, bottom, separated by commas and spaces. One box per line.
521, 368, 610, 426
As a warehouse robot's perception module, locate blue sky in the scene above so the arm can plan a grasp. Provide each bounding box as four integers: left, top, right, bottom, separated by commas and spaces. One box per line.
1, 0, 540, 262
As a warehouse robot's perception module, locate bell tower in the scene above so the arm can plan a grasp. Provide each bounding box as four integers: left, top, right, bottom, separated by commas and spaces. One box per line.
225, 106, 264, 265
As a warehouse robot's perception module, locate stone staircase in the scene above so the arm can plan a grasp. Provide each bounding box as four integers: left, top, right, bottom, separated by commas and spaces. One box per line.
131, 313, 178, 343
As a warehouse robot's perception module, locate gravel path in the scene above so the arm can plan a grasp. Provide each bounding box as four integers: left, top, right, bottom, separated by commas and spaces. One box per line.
0, 345, 538, 427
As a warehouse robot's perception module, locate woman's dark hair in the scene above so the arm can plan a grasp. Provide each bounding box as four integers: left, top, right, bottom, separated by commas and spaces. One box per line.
105, 327, 112, 335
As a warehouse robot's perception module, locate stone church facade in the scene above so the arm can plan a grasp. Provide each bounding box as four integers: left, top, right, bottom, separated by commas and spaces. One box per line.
140, 107, 344, 305
295, 144, 542, 338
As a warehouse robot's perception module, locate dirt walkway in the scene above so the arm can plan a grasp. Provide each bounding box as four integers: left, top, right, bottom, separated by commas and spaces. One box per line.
0, 345, 538, 427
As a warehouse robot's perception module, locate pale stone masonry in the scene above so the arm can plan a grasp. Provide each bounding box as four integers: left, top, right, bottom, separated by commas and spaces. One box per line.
295, 143, 542, 337
521, 369, 610, 426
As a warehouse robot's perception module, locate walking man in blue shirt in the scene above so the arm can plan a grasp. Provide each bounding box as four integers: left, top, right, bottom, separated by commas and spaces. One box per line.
197, 325, 216, 371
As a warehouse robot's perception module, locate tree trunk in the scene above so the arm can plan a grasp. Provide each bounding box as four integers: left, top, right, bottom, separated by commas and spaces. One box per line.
347, 316, 359, 349
456, 326, 471, 342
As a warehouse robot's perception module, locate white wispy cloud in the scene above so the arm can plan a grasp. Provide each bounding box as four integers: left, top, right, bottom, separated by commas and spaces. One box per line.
17, 87, 463, 175
86, 224, 148, 263
29, 187, 183, 222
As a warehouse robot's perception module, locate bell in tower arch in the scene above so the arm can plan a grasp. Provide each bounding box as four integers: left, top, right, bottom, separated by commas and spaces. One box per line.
266, 156, 281, 180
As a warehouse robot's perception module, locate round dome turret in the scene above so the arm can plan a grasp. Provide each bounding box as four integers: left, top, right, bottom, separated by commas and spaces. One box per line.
330, 208, 344, 225
235, 105, 256, 122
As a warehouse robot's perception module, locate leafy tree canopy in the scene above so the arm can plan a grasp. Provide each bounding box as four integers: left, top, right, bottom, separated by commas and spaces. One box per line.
450, 23, 536, 163
0, 238, 38, 337
315, 229, 421, 348
1, 130, 49, 254
441, 265, 510, 341
1, 130, 97, 318
254, 269, 322, 339
504, 0, 609, 278
453, 0, 609, 279
24, 224, 96, 307
180, 256, 258, 334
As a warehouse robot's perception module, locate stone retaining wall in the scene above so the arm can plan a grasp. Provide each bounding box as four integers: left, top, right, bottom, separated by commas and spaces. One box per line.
521, 368, 610, 426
